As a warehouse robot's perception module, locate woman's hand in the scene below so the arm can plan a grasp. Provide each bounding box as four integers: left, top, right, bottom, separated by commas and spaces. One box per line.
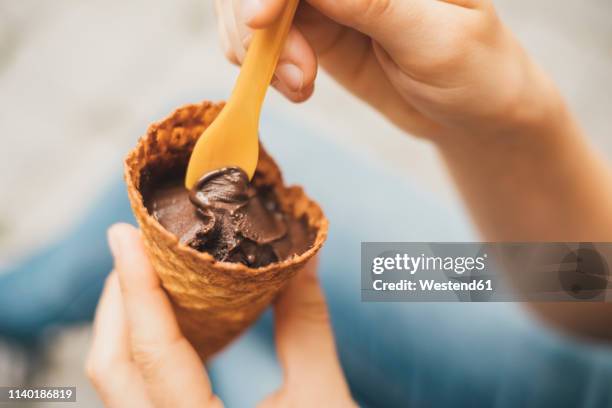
216, 0, 558, 140
86, 223, 355, 407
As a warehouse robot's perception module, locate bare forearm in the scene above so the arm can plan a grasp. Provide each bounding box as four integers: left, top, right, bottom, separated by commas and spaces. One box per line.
436, 70, 612, 341
437, 81, 612, 242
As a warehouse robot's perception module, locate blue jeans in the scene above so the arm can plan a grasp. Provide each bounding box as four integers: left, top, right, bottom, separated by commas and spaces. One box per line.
2, 114, 612, 407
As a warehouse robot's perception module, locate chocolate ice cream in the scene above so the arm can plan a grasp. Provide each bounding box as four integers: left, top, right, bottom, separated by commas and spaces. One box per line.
144, 167, 315, 268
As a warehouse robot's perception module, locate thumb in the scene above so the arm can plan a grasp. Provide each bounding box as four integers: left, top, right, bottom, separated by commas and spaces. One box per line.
306, 0, 429, 54
241, 0, 290, 28
108, 224, 219, 408
273, 258, 348, 391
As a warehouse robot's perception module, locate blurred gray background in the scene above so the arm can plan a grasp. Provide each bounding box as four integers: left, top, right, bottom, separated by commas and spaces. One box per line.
1, 0, 611, 406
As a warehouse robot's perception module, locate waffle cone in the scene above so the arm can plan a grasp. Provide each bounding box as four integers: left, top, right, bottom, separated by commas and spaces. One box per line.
124, 101, 328, 361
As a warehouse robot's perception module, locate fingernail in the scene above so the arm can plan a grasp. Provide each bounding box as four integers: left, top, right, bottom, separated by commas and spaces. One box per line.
107, 225, 125, 259
276, 63, 304, 92
240, 0, 263, 24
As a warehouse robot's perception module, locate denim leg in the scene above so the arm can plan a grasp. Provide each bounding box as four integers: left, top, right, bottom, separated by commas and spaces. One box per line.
0, 180, 135, 340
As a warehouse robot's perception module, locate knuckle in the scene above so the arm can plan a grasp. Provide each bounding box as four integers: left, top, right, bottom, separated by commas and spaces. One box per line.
417, 36, 469, 75
415, 15, 494, 75
130, 335, 189, 377
432, 44, 467, 72
300, 268, 321, 287
428, 48, 465, 75
85, 357, 106, 386
130, 344, 165, 374
354, 0, 393, 22
463, 13, 493, 42
298, 298, 331, 326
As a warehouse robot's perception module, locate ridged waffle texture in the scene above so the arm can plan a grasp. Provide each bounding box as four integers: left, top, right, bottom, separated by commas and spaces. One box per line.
124, 101, 328, 361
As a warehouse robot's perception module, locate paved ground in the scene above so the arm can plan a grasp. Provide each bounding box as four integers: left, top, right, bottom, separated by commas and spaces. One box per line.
1, 1, 611, 406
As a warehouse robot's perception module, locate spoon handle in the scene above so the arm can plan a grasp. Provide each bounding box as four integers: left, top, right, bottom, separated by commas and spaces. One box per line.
230, 0, 299, 117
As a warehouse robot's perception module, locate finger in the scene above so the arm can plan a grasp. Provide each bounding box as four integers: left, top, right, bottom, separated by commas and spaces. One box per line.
108, 224, 183, 350
86, 272, 153, 407
294, 5, 442, 137
240, 0, 288, 28
108, 224, 220, 408
215, 0, 240, 64
273, 258, 351, 398
91, 273, 130, 361
305, 0, 440, 56
233, 20, 316, 99
233, 0, 253, 62
220, 1, 317, 97
271, 25, 317, 97
293, 5, 383, 96
218, 0, 250, 63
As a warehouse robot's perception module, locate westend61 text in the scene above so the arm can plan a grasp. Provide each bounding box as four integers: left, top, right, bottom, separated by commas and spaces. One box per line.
372, 279, 494, 292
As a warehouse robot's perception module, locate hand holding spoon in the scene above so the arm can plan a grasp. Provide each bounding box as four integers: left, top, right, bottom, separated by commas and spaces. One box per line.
185, 0, 299, 188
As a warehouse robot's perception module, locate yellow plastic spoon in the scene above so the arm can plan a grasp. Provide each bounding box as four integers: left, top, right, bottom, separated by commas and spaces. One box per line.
185, 0, 300, 188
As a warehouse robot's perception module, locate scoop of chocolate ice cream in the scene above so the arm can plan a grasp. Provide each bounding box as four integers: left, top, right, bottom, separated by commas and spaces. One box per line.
145, 167, 314, 267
